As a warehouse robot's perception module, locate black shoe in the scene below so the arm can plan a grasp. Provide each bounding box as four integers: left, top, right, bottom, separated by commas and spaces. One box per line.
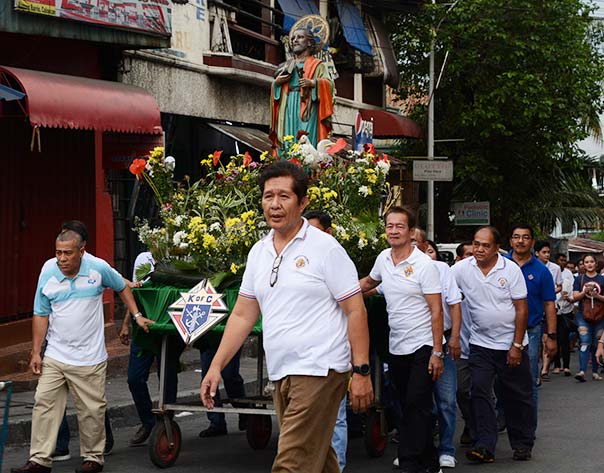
74, 461, 103, 473
459, 426, 473, 446
11, 461, 52, 473
198, 425, 227, 438
128, 425, 152, 447
513, 448, 532, 461
51, 449, 71, 462
466, 447, 495, 463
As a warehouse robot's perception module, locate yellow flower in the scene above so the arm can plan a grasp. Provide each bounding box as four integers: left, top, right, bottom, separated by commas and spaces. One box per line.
226, 217, 242, 228
260, 151, 269, 161
227, 161, 236, 170
291, 143, 300, 152
283, 135, 294, 142
230, 263, 240, 274
366, 174, 378, 184
348, 167, 356, 174
242, 174, 250, 182
202, 233, 217, 249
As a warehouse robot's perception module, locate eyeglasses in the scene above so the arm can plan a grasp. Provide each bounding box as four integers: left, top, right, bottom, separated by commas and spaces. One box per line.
270, 255, 283, 287
511, 234, 532, 241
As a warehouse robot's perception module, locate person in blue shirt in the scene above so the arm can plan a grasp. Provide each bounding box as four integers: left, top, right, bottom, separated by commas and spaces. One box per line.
505, 224, 557, 436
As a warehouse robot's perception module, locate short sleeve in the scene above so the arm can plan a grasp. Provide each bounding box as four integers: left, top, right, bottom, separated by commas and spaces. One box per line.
573, 276, 581, 292
369, 251, 385, 282
239, 245, 259, 300
540, 269, 556, 302
419, 261, 441, 294
554, 266, 563, 286
98, 261, 126, 292
442, 265, 462, 305
33, 276, 51, 316
323, 245, 361, 302
509, 264, 528, 300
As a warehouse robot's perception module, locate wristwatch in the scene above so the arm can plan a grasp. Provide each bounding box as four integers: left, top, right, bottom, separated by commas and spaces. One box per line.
431, 351, 445, 359
546, 332, 557, 340
133, 312, 143, 319
352, 364, 371, 376
512, 342, 524, 351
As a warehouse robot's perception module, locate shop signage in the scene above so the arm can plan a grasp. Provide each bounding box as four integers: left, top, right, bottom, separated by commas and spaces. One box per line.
453, 201, 490, 226
412, 160, 453, 181
14, 0, 172, 36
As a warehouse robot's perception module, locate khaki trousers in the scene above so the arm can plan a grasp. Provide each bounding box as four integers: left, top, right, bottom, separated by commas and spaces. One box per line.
272, 370, 349, 473
30, 357, 107, 467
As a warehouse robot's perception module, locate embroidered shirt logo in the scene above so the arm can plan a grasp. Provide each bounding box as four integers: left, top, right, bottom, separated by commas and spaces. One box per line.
528, 274, 534, 280
87, 278, 97, 285
403, 265, 414, 277
295, 256, 309, 268
498, 278, 507, 287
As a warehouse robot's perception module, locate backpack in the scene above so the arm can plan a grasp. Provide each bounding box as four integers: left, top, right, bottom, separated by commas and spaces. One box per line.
580, 275, 604, 323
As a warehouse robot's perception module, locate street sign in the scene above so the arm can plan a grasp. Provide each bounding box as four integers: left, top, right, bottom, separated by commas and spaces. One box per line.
453, 201, 490, 225
413, 160, 453, 181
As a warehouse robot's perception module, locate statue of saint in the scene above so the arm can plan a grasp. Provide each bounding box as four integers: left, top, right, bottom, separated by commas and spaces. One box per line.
270, 27, 335, 150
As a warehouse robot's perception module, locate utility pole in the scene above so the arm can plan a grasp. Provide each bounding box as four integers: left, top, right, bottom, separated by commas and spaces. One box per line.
427, 0, 436, 240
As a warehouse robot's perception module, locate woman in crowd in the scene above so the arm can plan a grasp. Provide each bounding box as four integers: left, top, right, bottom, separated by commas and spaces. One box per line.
572, 254, 604, 382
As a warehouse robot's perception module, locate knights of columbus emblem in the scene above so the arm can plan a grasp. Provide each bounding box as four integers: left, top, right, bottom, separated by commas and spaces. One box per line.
167, 280, 229, 344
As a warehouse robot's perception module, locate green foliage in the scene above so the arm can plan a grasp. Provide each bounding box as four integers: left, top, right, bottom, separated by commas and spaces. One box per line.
388, 0, 604, 234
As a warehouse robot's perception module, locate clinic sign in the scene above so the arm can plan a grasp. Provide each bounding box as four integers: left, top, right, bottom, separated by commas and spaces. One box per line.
14, 0, 171, 36
413, 160, 453, 182
453, 201, 490, 226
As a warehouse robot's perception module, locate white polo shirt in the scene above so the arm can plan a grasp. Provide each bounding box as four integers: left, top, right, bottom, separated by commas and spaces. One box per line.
369, 246, 442, 355
546, 260, 563, 287
452, 255, 528, 350
34, 257, 126, 366
556, 268, 575, 314
239, 219, 360, 381
434, 260, 462, 332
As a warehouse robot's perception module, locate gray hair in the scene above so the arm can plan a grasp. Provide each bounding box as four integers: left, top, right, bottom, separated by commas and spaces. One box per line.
57, 229, 84, 248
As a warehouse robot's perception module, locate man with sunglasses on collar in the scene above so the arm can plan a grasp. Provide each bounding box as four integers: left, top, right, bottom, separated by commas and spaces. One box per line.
201, 161, 373, 473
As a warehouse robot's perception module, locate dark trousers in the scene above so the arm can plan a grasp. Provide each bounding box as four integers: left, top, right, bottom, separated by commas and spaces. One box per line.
469, 344, 534, 454
127, 337, 185, 430
56, 411, 112, 452
553, 312, 573, 370
389, 345, 438, 471
200, 347, 245, 429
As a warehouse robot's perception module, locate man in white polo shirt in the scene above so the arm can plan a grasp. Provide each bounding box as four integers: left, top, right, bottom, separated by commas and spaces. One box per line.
11, 229, 152, 473
201, 161, 373, 473
360, 207, 444, 473
452, 226, 534, 464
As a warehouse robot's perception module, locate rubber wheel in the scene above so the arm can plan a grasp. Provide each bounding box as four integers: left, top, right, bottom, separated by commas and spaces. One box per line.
149, 418, 182, 468
364, 409, 387, 457
246, 414, 272, 450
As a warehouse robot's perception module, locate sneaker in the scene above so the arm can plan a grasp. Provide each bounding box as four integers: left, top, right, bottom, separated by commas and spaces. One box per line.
198, 425, 227, 438
575, 371, 586, 383
592, 373, 603, 381
459, 426, 473, 446
512, 448, 532, 461
74, 461, 103, 473
52, 449, 71, 462
128, 425, 152, 447
439, 454, 456, 468
10, 461, 51, 473
393, 457, 399, 468
466, 447, 495, 463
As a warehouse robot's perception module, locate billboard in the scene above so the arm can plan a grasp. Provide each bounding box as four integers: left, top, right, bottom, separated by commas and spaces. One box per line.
14, 0, 171, 36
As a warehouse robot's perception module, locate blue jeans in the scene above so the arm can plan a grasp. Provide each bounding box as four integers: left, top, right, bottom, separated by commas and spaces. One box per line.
127, 338, 184, 430
331, 397, 347, 471
200, 348, 245, 429
433, 347, 457, 457
56, 411, 112, 452
576, 312, 604, 374
526, 324, 542, 430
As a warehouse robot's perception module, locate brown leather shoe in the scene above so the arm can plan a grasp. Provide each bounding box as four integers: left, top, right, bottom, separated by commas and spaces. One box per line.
10, 461, 51, 473
74, 461, 103, 473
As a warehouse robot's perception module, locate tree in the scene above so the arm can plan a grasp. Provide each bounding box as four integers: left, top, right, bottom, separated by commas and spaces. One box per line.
388, 0, 604, 239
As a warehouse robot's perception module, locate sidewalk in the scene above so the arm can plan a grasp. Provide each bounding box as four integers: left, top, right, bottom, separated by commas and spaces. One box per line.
4, 346, 264, 447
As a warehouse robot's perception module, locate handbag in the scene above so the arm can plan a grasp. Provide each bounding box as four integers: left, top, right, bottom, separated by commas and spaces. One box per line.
580, 275, 604, 323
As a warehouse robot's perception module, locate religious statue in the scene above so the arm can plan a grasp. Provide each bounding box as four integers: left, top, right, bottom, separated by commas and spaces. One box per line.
270, 17, 335, 150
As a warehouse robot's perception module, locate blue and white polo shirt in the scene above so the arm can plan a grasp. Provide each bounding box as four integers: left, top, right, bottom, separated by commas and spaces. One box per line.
34, 257, 126, 366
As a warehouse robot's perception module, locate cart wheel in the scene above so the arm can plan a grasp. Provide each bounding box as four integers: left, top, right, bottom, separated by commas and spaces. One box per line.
364, 409, 387, 457
149, 418, 182, 468
246, 414, 272, 450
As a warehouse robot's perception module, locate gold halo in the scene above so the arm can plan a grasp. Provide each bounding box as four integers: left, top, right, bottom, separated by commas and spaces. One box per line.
289, 15, 330, 52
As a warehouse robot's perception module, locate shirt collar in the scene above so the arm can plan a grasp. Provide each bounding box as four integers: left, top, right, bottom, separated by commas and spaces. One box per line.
262, 218, 309, 254
55, 255, 91, 281
387, 245, 422, 265
469, 254, 506, 273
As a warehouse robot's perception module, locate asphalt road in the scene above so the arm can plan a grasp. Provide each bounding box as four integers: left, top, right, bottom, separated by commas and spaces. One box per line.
4, 363, 604, 473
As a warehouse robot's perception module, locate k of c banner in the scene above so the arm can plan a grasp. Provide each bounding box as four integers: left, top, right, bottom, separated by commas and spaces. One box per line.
14, 0, 171, 36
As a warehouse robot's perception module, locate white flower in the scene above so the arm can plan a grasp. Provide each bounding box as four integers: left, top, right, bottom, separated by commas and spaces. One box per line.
355, 157, 369, 165
357, 237, 367, 249
358, 185, 370, 197
173, 215, 184, 227
173, 230, 187, 246
376, 160, 391, 174
209, 222, 222, 232
165, 156, 176, 171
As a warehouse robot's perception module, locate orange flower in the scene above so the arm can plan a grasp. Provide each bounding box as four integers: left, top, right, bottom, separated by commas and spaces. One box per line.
213, 150, 223, 166
243, 151, 252, 167
288, 158, 301, 166
129, 158, 147, 179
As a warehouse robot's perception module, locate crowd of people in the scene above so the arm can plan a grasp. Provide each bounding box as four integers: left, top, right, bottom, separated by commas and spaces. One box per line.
11, 160, 604, 473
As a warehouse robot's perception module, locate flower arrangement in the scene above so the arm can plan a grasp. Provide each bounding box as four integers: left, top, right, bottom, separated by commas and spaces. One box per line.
131, 140, 392, 281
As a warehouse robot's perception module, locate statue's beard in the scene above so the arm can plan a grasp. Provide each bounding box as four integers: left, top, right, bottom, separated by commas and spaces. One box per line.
292, 43, 309, 55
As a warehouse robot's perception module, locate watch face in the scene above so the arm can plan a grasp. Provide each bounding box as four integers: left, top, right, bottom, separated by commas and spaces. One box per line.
355, 364, 370, 375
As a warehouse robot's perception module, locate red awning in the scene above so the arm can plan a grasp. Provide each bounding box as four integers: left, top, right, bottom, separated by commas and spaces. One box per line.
359, 108, 423, 139
0, 66, 162, 134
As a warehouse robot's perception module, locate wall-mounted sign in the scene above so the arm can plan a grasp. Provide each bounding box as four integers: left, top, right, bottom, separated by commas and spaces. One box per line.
14, 0, 172, 36
413, 160, 453, 181
453, 201, 490, 226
